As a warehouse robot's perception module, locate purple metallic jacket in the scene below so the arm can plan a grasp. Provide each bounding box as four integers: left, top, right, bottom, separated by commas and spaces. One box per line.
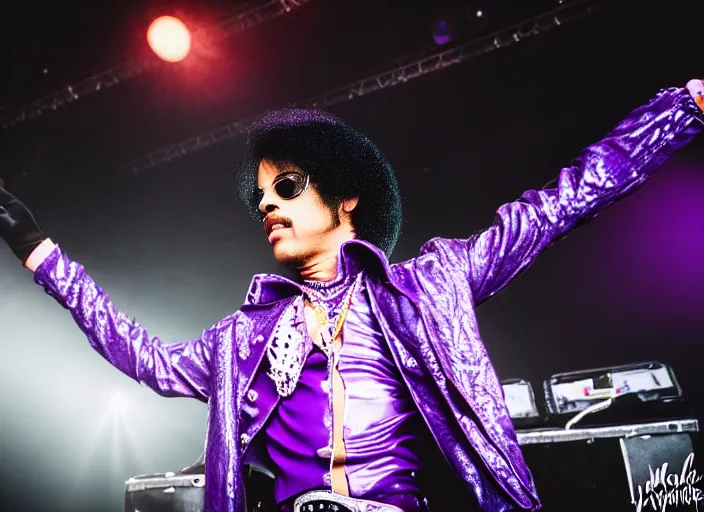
33, 88, 703, 511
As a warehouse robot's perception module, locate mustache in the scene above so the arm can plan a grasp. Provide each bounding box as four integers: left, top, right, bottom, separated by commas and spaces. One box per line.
265, 215, 292, 228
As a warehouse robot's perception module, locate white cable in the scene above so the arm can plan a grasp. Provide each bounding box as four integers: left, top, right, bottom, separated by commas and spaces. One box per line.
565, 397, 614, 430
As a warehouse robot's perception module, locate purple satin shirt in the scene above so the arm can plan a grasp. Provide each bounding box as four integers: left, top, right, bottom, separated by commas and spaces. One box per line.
261, 267, 424, 508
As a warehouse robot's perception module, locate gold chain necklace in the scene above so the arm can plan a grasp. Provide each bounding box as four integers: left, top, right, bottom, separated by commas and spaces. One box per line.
303, 273, 362, 356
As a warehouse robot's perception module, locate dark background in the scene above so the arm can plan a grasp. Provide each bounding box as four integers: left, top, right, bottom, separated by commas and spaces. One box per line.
0, 0, 702, 511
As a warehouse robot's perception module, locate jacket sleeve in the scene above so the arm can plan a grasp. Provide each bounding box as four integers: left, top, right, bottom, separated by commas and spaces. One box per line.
419, 87, 704, 306
33, 245, 227, 402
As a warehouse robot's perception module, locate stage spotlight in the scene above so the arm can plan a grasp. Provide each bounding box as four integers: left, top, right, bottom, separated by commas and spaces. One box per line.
147, 16, 192, 62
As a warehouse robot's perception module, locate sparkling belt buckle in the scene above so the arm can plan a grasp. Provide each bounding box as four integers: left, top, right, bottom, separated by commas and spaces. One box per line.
293, 490, 404, 512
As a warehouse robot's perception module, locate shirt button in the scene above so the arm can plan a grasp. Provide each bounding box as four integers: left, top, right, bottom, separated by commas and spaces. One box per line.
240, 433, 250, 445
247, 389, 258, 402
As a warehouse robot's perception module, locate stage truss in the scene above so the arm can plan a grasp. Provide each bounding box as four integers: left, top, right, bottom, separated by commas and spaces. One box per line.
124, 0, 597, 173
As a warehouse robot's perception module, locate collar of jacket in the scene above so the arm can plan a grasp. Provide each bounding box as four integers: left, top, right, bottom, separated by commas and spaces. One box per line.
243, 239, 401, 306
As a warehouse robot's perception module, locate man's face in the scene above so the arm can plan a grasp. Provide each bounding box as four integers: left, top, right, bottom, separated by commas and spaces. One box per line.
257, 159, 347, 268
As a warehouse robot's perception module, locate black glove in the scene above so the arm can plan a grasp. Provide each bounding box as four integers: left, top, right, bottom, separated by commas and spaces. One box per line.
0, 179, 46, 264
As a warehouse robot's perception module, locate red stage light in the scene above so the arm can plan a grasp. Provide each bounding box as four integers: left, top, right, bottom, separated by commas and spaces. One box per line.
147, 16, 192, 63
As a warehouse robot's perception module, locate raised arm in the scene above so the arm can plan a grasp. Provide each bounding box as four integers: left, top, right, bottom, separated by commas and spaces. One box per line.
419, 84, 704, 305
1, 186, 225, 401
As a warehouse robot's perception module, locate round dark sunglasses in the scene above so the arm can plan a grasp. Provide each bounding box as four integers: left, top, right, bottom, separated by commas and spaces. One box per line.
269, 171, 310, 200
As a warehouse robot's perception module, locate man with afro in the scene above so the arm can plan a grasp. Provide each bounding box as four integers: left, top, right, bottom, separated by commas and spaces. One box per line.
2, 79, 703, 511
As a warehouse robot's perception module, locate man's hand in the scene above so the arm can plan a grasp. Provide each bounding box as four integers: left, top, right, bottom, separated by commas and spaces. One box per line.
0, 179, 46, 265
686, 79, 704, 112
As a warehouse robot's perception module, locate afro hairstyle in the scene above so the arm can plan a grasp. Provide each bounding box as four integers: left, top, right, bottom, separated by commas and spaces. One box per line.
237, 108, 402, 257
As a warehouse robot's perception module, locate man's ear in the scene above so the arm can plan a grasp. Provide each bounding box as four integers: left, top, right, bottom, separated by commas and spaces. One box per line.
342, 197, 359, 214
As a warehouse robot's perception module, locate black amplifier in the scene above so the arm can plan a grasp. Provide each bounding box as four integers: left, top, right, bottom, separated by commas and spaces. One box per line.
518, 419, 701, 512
